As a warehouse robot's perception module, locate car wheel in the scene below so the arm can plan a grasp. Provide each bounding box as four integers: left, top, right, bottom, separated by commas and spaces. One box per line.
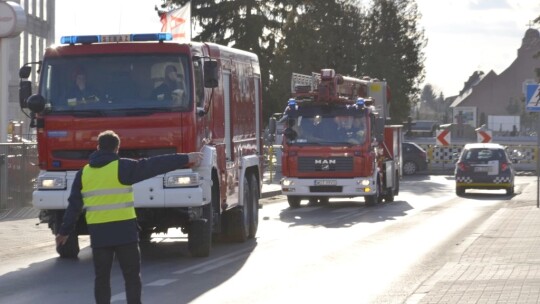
403, 161, 418, 175
456, 186, 465, 196
506, 186, 514, 195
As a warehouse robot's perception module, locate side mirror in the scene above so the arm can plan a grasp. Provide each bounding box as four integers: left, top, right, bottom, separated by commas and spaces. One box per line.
27, 94, 46, 113
203, 60, 219, 88
19, 66, 32, 79
19, 80, 32, 108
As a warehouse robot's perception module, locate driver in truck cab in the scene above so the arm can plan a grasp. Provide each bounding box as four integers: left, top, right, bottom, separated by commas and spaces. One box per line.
66, 67, 101, 105
153, 64, 186, 105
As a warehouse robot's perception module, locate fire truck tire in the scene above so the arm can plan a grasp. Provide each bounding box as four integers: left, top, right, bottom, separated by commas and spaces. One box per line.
188, 219, 211, 257
248, 174, 259, 239
394, 171, 400, 196
287, 196, 301, 208
226, 177, 250, 242
365, 195, 377, 206
384, 188, 395, 203
139, 228, 153, 242
52, 211, 80, 258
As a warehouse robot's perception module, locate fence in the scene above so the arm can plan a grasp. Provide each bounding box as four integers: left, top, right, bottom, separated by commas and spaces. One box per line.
0, 142, 39, 212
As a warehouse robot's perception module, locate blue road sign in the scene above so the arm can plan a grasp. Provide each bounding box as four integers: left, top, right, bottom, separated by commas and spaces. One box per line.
526, 84, 540, 112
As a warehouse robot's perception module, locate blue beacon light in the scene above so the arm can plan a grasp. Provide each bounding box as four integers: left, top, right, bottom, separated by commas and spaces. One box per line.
60, 33, 173, 45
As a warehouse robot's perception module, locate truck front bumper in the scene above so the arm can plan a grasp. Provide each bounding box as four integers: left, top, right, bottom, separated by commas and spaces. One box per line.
32, 170, 210, 210
281, 176, 377, 197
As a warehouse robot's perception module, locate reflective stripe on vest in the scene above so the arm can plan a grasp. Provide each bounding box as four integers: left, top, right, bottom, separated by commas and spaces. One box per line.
82, 161, 136, 224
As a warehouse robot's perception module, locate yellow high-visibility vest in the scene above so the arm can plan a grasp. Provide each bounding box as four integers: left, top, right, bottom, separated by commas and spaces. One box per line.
81, 161, 136, 224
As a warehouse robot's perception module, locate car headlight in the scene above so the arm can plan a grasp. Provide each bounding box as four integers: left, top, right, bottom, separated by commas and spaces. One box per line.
37, 176, 67, 190
164, 173, 199, 188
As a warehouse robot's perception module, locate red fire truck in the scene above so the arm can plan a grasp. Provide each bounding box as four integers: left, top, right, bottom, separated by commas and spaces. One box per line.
276, 69, 402, 207
18, 33, 263, 257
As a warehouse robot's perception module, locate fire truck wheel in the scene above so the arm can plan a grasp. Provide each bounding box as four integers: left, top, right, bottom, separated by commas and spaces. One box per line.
384, 187, 395, 203
365, 195, 377, 207
248, 174, 259, 239
226, 178, 250, 242
139, 228, 153, 242
188, 220, 211, 257
287, 196, 301, 208
53, 211, 80, 258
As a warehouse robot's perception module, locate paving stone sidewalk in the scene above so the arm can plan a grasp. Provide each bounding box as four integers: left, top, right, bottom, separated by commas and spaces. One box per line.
410, 181, 540, 304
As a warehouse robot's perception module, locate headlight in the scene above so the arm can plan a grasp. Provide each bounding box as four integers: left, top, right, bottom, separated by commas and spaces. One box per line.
164, 173, 199, 188
358, 179, 370, 186
37, 176, 67, 190
282, 179, 294, 186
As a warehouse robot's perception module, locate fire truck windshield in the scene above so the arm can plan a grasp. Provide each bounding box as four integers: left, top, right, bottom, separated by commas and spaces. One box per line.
284, 114, 367, 145
38, 54, 191, 114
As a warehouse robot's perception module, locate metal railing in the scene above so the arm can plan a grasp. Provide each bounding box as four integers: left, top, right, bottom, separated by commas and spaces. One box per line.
0, 142, 39, 212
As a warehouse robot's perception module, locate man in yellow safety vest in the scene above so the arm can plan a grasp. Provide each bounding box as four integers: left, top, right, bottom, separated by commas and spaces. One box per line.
56, 130, 203, 304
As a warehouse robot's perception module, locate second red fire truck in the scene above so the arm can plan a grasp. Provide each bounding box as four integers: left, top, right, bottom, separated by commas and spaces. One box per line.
274, 69, 402, 207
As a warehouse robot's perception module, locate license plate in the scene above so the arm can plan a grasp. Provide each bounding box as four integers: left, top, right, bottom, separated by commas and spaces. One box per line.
314, 180, 337, 186
474, 166, 490, 172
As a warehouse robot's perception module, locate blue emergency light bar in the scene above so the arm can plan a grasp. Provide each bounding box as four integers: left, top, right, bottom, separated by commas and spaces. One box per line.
288, 98, 297, 107
356, 98, 365, 107
60, 33, 173, 45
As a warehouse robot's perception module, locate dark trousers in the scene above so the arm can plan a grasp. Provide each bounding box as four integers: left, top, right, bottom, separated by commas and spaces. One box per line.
92, 242, 142, 304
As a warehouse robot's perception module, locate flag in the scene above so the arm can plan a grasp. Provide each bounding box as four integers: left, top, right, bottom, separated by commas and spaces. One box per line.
160, 2, 191, 42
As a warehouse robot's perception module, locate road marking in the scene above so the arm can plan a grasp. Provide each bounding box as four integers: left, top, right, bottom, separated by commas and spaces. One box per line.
146, 279, 178, 286
193, 253, 251, 274
172, 246, 254, 274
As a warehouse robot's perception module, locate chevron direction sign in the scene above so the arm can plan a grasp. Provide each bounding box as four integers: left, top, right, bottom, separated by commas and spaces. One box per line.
436, 129, 450, 146
477, 130, 492, 143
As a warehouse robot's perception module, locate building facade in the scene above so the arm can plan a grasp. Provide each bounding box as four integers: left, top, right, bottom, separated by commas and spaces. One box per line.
3, 0, 54, 139
450, 28, 540, 133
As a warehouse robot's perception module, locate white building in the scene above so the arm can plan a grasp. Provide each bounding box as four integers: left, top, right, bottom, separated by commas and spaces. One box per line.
2, 0, 54, 139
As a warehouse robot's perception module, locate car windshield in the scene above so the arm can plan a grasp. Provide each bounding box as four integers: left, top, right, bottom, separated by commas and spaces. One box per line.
462, 148, 505, 161
284, 114, 367, 145
38, 54, 191, 113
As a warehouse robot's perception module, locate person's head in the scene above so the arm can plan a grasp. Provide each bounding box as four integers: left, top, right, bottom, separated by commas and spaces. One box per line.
97, 130, 120, 153
353, 117, 365, 129
73, 68, 87, 89
164, 65, 178, 83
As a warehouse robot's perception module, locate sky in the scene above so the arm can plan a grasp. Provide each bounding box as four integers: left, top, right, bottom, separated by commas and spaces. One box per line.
55, 0, 540, 98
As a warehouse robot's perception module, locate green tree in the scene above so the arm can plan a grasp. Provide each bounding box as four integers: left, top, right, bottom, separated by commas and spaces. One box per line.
161, 0, 292, 121
268, 0, 365, 117
360, 0, 426, 124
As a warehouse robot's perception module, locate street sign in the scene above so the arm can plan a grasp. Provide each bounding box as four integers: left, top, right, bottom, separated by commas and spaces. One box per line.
477, 130, 492, 143
526, 84, 540, 112
436, 129, 450, 146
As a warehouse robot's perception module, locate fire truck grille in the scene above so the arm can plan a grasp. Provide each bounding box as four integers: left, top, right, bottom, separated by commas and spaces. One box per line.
310, 186, 342, 193
297, 157, 353, 172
